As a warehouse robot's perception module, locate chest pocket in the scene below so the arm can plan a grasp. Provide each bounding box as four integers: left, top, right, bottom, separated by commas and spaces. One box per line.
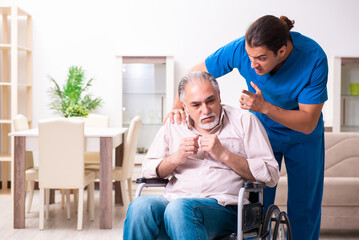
219, 137, 246, 159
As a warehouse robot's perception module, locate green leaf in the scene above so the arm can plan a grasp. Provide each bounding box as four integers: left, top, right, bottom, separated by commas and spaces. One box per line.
48, 66, 103, 117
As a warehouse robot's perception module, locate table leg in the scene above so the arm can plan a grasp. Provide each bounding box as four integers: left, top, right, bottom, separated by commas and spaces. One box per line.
50, 189, 55, 204
99, 137, 113, 229
1, 162, 9, 191
114, 181, 123, 205
114, 134, 124, 205
14, 136, 26, 228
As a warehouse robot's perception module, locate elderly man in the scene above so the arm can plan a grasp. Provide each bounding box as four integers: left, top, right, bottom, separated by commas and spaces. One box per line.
123, 71, 279, 240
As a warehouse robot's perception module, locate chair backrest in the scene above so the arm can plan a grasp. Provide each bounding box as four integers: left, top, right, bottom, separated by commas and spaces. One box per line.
39, 118, 85, 189
84, 114, 110, 128
13, 114, 34, 170
13, 114, 29, 131
122, 116, 142, 179
324, 132, 359, 177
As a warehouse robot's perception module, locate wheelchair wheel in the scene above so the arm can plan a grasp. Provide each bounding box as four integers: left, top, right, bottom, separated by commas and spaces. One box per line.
272, 212, 292, 240
260, 205, 292, 240
260, 205, 280, 239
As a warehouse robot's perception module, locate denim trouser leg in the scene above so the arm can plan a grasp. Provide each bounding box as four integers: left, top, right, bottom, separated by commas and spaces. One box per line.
123, 195, 170, 240
123, 196, 237, 240
164, 198, 237, 240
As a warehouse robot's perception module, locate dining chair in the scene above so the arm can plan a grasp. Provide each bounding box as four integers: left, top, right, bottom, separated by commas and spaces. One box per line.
59, 114, 110, 210
86, 115, 142, 204
13, 114, 38, 213
38, 118, 95, 230
113, 115, 142, 203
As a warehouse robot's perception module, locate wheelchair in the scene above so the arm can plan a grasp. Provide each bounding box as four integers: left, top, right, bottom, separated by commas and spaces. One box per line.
135, 178, 292, 240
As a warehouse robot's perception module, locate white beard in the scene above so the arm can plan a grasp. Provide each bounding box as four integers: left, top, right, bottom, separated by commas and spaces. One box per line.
198, 113, 219, 130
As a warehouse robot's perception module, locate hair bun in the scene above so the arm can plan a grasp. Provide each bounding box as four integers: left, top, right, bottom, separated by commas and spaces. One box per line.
280, 16, 295, 30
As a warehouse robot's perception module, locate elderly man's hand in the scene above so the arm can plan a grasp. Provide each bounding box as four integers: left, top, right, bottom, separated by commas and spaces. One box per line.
200, 134, 226, 160
174, 135, 199, 164
163, 108, 187, 125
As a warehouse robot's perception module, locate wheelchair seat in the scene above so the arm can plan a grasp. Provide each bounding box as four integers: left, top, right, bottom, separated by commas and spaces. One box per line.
135, 178, 292, 240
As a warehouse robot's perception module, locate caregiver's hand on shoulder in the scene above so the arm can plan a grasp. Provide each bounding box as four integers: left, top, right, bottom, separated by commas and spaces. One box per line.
163, 108, 187, 125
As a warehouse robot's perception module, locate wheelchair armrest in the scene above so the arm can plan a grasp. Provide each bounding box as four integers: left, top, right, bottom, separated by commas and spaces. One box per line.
135, 178, 169, 199
136, 177, 169, 184
242, 181, 265, 190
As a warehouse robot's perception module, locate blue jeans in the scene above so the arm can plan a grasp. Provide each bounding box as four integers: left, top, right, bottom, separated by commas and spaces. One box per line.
123, 196, 238, 240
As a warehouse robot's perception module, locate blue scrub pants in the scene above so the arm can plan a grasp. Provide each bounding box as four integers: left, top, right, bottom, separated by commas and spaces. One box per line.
264, 134, 325, 240
123, 196, 238, 240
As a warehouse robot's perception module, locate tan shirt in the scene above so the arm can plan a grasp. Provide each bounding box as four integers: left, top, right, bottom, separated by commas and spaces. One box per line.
142, 105, 279, 206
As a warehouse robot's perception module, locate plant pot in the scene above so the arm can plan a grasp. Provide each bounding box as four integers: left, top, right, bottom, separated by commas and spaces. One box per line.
68, 116, 85, 121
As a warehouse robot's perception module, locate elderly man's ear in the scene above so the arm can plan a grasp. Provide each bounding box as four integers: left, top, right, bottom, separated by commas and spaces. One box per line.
180, 101, 188, 114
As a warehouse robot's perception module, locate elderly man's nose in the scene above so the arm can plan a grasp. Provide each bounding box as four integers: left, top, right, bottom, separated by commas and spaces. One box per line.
201, 104, 210, 114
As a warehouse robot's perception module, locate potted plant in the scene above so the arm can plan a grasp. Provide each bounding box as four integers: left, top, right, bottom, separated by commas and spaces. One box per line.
48, 66, 103, 118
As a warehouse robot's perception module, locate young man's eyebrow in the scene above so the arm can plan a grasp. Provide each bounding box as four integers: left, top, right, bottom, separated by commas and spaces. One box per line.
247, 52, 267, 59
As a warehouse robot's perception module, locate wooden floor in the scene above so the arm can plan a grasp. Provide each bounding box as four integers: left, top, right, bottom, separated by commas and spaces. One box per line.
0, 190, 358, 240
0, 190, 126, 240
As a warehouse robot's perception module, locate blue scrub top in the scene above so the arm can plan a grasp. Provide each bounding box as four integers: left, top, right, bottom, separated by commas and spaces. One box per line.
205, 32, 328, 143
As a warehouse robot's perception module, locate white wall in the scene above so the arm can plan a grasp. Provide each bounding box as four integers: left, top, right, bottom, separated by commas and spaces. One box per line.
4, 0, 359, 127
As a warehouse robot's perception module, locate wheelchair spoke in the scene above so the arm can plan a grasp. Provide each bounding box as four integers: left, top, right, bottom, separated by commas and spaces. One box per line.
276, 222, 286, 240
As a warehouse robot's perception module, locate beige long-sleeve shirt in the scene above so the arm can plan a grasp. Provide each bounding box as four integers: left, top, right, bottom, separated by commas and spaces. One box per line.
142, 105, 279, 206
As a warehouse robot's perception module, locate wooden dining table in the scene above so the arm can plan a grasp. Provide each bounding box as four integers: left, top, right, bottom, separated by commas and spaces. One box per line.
9, 127, 127, 229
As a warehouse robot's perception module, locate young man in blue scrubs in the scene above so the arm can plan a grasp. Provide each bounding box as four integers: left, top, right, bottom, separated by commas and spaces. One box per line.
169, 15, 328, 240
